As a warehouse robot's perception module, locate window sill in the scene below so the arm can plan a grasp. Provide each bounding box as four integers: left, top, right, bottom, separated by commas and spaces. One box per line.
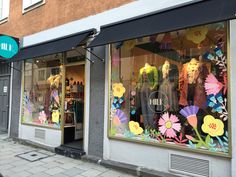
22, 1, 45, 15
0, 17, 8, 25
21, 122, 61, 130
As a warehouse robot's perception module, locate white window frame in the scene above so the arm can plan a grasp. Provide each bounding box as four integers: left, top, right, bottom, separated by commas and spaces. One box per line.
0, 0, 10, 24
22, 0, 45, 14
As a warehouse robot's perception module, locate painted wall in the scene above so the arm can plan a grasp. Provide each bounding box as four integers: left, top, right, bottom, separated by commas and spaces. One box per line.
9, 61, 22, 138
88, 46, 105, 157
20, 125, 62, 147
108, 140, 230, 177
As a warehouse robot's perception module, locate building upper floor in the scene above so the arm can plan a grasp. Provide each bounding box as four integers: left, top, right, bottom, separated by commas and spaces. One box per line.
0, 0, 133, 38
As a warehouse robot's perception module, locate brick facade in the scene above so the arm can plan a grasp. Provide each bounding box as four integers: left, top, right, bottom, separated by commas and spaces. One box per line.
0, 0, 133, 38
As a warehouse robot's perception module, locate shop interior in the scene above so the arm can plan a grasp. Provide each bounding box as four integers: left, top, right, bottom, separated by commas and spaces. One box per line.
63, 63, 85, 149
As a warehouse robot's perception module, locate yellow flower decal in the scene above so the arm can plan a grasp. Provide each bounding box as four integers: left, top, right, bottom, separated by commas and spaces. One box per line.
52, 110, 60, 123
201, 115, 224, 137
186, 26, 208, 44
112, 83, 126, 98
129, 121, 143, 135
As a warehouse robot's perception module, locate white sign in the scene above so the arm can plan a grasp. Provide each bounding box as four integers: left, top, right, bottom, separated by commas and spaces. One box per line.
3, 86, 7, 93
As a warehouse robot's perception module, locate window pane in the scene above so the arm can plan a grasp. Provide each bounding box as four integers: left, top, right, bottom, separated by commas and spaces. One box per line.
110, 22, 229, 155
22, 54, 63, 128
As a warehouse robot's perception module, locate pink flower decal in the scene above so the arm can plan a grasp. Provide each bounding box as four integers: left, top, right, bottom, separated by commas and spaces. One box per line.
158, 113, 181, 138
204, 73, 223, 95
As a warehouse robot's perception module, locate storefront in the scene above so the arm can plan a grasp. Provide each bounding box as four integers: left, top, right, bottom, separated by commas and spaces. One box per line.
0, 35, 19, 135
14, 29, 96, 151
88, 0, 236, 176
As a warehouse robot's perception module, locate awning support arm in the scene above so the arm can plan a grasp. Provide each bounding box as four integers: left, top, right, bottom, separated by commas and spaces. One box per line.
83, 47, 104, 62
73, 47, 94, 64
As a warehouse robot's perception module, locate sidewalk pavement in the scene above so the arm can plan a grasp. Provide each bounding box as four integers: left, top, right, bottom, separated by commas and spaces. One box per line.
0, 134, 135, 177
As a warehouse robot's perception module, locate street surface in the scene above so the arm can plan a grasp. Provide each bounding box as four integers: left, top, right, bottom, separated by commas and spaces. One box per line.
0, 133, 135, 177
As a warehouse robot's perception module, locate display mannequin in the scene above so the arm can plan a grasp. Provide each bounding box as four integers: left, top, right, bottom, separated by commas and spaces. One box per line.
158, 60, 179, 112
138, 63, 158, 129
179, 57, 208, 108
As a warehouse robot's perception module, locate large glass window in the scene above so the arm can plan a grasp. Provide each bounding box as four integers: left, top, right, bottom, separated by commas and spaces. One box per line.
22, 54, 63, 128
109, 22, 229, 155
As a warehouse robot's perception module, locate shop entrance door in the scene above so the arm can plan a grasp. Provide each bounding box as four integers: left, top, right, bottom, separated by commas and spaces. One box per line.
0, 76, 10, 132
63, 64, 85, 150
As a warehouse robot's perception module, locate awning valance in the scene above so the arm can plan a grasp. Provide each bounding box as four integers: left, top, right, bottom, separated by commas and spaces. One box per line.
88, 0, 236, 48
10, 29, 95, 62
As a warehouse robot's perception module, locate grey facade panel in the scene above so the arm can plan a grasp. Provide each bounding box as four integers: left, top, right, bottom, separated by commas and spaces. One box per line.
10, 61, 22, 138
88, 46, 105, 157
0, 63, 11, 76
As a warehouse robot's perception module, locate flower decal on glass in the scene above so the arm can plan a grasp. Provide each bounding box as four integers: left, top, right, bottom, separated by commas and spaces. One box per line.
158, 113, 181, 138
201, 115, 224, 137
39, 111, 47, 124
186, 26, 208, 44
129, 121, 143, 135
52, 110, 60, 123
112, 83, 126, 98
112, 96, 124, 109
113, 116, 121, 126
115, 109, 128, 124
206, 93, 228, 121
203, 47, 227, 72
179, 106, 199, 128
204, 73, 223, 95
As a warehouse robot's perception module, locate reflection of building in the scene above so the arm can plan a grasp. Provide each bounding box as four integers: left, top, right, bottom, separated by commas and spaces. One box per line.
1, 0, 236, 177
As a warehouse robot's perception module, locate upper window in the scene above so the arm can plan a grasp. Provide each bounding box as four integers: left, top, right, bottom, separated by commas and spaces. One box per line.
109, 21, 229, 156
23, 0, 44, 13
0, 0, 10, 22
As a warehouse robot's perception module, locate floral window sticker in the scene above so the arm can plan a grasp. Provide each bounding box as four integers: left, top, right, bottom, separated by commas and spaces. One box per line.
180, 106, 210, 149
201, 115, 224, 137
52, 110, 60, 123
186, 26, 208, 44
158, 113, 181, 138
204, 47, 227, 72
112, 96, 124, 110
129, 121, 143, 135
114, 109, 128, 124
204, 73, 223, 95
112, 83, 126, 98
206, 93, 228, 121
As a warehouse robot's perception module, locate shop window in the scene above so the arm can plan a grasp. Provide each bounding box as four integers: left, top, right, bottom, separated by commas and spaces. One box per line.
0, 0, 10, 22
22, 0, 45, 13
109, 22, 229, 156
22, 54, 63, 128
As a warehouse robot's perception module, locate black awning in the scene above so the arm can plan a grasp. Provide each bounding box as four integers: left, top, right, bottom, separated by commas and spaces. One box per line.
88, 0, 236, 48
10, 29, 95, 62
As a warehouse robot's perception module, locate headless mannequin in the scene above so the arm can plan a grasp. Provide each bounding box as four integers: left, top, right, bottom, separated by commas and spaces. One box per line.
138, 63, 158, 129
187, 58, 199, 84
179, 57, 208, 108
186, 58, 199, 105
158, 60, 179, 112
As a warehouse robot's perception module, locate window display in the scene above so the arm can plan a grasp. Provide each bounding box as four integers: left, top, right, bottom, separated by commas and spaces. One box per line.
109, 22, 229, 155
22, 54, 63, 128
